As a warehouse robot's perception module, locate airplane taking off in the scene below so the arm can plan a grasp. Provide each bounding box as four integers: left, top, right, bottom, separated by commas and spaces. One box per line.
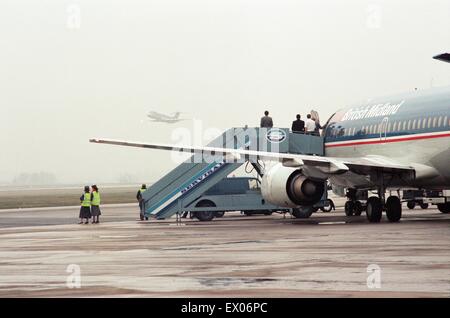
91, 56, 450, 223
147, 111, 186, 123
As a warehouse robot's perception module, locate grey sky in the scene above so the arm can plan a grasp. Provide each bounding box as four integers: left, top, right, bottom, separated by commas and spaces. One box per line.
0, 0, 449, 184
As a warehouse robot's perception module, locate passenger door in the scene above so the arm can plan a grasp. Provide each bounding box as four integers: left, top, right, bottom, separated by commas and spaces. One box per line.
379, 117, 389, 143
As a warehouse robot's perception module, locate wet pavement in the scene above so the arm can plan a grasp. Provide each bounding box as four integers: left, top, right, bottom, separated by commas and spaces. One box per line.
0, 204, 449, 297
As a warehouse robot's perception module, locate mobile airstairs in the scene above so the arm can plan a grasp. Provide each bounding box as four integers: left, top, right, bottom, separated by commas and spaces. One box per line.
140, 127, 324, 220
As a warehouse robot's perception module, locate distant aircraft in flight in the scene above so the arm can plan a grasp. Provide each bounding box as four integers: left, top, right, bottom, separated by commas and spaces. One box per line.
147, 111, 187, 123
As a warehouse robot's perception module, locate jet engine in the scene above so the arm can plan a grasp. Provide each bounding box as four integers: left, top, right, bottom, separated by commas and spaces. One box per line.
261, 164, 325, 207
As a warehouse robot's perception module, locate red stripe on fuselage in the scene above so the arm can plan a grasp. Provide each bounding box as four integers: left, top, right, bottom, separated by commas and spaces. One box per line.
324, 132, 450, 148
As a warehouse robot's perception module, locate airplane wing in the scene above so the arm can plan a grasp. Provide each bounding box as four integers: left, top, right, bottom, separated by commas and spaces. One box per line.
89, 138, 415, 178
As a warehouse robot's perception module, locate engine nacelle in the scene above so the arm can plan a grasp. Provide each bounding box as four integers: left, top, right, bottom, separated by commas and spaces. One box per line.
261, 164, 325, 207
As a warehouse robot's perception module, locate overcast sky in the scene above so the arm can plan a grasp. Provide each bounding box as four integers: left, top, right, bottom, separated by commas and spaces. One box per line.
0, 0, 449, 184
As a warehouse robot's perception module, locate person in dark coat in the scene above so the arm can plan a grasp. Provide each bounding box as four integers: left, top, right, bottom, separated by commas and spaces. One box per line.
260, 110, 273, 128
79, 186, 91, 224
291, 114, 305, 133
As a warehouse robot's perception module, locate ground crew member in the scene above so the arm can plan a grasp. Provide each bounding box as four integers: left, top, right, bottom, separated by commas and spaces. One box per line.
136, 184, 148, 221
260, 110, 273, 128
79, 186, 91, 224
91, 185, 101, 224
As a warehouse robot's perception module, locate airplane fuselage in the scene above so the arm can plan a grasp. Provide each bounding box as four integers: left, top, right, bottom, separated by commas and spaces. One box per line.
323, 86, 450, 189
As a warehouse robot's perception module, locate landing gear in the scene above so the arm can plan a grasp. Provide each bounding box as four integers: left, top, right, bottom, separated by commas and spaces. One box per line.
344, 200, 363, 216
292, 206, 314, 219
407, 201, 416, 209
437, 202, 450, 214
344, 201, 355, 216
366, 197, 383, 223
386, 196, 402, 222
353, 201, 363, 216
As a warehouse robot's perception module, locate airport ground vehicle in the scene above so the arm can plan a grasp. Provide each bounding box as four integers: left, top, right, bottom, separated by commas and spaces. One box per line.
183, 177, 329, 221
402, 189, 450, 213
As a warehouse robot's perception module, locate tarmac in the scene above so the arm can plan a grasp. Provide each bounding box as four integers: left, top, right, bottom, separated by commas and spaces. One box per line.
0, 203, 449, 297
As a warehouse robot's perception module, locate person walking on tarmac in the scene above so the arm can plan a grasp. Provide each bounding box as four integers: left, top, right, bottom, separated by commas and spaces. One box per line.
136, 184, 148, 221
90, 185, 101, 224
79, 186, 92, 224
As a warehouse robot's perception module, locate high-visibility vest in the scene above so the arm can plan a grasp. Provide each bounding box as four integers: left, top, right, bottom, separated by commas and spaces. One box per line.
92, 191, 101, 206
81, 193, 91, 207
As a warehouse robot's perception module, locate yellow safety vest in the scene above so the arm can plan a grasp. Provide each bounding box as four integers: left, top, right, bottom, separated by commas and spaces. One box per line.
140, 188, 146, 193
81, 193, 91, 207
92, 191, 101, 206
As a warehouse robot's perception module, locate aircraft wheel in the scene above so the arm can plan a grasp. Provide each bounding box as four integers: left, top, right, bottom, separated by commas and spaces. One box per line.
437, 203, 450, 214
407, 201, 416, 209
420, 202, 429, 209
366, 197, 382, 223
344, 201, 354, 216
353, 201, 363, 216
386, 196, 402, 222
292, 206, 313, 219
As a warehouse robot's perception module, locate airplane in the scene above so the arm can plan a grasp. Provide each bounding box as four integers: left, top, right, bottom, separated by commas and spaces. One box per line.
90, 55, 450, 223
147, 111, 186, 123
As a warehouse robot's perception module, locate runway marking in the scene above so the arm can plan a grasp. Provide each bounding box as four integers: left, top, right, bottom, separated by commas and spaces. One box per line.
99, 235, 138, 239
318, 221, 347, 225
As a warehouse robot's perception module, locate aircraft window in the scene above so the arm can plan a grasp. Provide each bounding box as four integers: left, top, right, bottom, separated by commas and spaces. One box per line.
412, 119, 416, 130
407, 120, 411, 130
433, 117, 437, 128
438, 116, 442, 127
